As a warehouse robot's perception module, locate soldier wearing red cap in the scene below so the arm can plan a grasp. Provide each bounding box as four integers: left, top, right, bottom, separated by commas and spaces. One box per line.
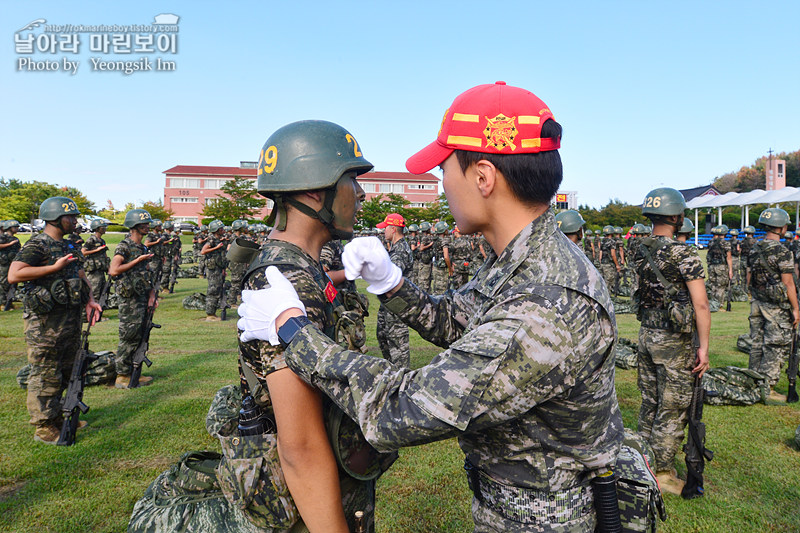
240, 82, 623, 531
375, 213, 414, 367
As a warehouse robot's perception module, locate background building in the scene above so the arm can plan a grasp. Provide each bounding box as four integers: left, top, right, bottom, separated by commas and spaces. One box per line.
552, 191, 577, 210
163, 164, 440, 223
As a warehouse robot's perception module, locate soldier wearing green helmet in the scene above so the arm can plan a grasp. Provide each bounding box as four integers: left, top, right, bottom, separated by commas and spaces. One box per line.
634, 187, 710, 495
9, 197, 103, 443
415, 222, 435, 291
727, 228, 742, 289
158, 222, 176, 292
707, 225, 733, 307
747, 207, 799, 402
430, 220, 451, 294
109, 208, 157, 389
0, 220, 22, 309
82, 219, 110, 304
675, 217, 695, 243
200, 220, 229, 320
226, 220, 253, 306
598, 225, 621, 296
143, 219, 167, 287
555, 210, 585, 245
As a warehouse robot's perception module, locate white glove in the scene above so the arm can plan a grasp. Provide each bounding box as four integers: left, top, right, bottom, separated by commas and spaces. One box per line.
237, 266, 306, 345
342, 236, 402, 294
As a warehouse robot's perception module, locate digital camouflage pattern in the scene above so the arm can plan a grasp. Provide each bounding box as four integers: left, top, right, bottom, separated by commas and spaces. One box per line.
83, 233, 109, 301
416, 233, 434, 292
702, 366, 769, 406
0, 231, 21, 305
205, 235, 228, 315
470, 234, 489, 276
17, 350, 116, 389
599, 237, 618, 293
239, 240, 382, 533
320, 240, 369, 352
448, 235, 472, 288
285, 209, 623, 531
614, 337, 639, 369
228, 234, 254, 305
615, 430, 667, 532
706, 237, 731, 306
183, 292, 207, 310
747, 239, 794, 387
377, 237, 413, 367
145, 230, 166, 284
113, 236, 153, 376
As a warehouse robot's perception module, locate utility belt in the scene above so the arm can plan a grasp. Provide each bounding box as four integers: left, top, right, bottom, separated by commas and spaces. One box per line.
115, 272, 152, 299
751, 283, 790, 309
464, 459, 593, 525
639, 302, 694, 333
434, 258, 447, 269
708, 258, 724, 266
23, 278, 88, 314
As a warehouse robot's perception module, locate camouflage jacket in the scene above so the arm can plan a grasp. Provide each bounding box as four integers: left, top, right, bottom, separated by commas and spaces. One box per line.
15, 232, 84, 291
600, 237, 616, 265
471, 235, 488, 264
389, 237, 413, 278
82, 234, 109, 272
740, 235, 756, 259
417, 234, 434, 264
729, 238, 741, 257
0, 233, 21, 265
204, 235, 228, 270
634, 236, 704, 310
320, 239, 356, 292
145, 231, 166, 258
431, 235, 450, 268
285, 209, 623, 491
748, 239, 793, 297
114, 236, 153, 291
449, 237, 472, 273
706, 238, 730, 265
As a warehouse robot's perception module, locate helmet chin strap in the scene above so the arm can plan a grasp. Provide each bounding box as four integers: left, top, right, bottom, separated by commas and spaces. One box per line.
267, 176, 354, 239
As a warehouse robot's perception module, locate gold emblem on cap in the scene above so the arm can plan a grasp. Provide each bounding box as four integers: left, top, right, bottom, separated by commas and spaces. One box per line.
484, 114, 517, 151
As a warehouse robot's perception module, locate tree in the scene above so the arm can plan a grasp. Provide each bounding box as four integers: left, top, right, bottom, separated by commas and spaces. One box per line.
141, 199, 174, 221
357, 192, 454, 229
0, 179, 96, 222
201, 176, 267, 223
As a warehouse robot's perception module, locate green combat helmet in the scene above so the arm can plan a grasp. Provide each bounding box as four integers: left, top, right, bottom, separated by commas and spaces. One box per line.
208, 220, 225, 233
232, 220, 247, 231
555, 210, 585, 234
433, 221, 450, 234
641, 187, 687, 216
585, 229, 593, 236
743, 225, 756, 235
5, 220, 21, 230
602, 225, 615, 236
758, 208, 790, 228
123, 209, 152, 229
420, 221, 432, 233
150, 219, 162, 228
678, 218, 695, 234
632, 223, 648, 235
710, 225, 727, 236
408, 223, 420, 233
614, 226, 623, 235
200, 224, 209, 232
729, 228, 739, 237
163, 220, 174, 231
785, 231, 795, 240
39, 196, 81, 221
257, 120, 373, 238
89, 219, 108, 231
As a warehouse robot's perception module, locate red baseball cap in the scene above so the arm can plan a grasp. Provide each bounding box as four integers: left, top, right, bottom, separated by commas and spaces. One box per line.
406, 81, 560, 174
376, 213, 405, 228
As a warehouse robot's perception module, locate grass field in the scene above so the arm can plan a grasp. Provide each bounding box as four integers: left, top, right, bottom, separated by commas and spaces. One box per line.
1, 234, 799, 532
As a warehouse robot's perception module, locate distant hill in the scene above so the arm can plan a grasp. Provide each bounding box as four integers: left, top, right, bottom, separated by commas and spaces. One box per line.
713, 149, 800, 193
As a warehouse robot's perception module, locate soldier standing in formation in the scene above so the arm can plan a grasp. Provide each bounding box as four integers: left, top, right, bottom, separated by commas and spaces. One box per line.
242, 82, 624, 531
81, 220, 110, 304
0, 220, 22, 309
415, 221, 434, 292
165, 223, 183, 293
227, 219, 251, 306
582, 228, 596, 262
407, 223, 420, 283
159, 222, 176, 293
109, 209, 157, 389
676, 217, 695, 244
200, 220, 228, 321
634, 187, 710, 494
740, 225, 757, 283
144, 220, 166, 289
706, 225, 732, 305
469, 231, 488, 276
430, 221, 450, 293
447, 225, 471, 289
728, 229, 743, 294
8, 197, 102, 443
599, 225, 621, 294
746, 208, 799, 401
196, 225, 209, 277
375, 213, 413, 367
555, 209, 586, 245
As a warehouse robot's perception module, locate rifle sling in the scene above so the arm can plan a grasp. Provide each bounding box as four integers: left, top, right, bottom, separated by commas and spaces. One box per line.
640, 240, 681, 301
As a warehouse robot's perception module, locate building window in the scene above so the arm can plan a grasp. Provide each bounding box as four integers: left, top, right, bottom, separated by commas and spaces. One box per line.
206, 198, 219, 206
204, 178, 231, 189
408, 184, 436, 190
170, 178, 201, 188
392, 184, 404, 193
171, 197, 198, 203
359, 182, 376, 193
379, 184, 392, 193
410, 202, 426, 208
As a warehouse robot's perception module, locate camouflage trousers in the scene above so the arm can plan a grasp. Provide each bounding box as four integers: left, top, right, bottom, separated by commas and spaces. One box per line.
707, 263, 729, 306
229, 261, 248, 305
600, 264, 618, 296
0, 264, 13, 305
161, 256, 174, 287
149, 258, 164, 289
748, 299, 793, 387
431, 265, 449, 294
199, 255, 207, 277
730, 256, 744, 290
417, 262, 432, 293
450, 269, 470, 290
636, 327, 694, 472
117, 293, 148, 376
376, 306, 410, 368
470, 493, 596, 533
206, 268, 225, 315
85, 269, 107, 303
24, 307, 82, 426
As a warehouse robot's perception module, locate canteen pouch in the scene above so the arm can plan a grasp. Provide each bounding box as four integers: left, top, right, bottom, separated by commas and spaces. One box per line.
667, 299, 694, 334
332, 305, 367, 351
615, 437, 667, 532
116, 278, 133, 298
23, 284, 54, 314
50, 279, 70, 305
216, 431, 300, 529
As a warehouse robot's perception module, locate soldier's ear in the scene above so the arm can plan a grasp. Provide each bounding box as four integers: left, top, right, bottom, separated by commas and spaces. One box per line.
473, 160, 496, 199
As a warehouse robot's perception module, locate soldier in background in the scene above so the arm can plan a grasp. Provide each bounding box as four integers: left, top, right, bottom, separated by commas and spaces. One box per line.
582, 228, 596, 262
144, 220, 167, 289
227, 220, 251, 306
676, 217, 695, 244
200, 220, 228, 321
109, 209, 157, 389
747, 208, 800, 401
0, 220, 22, 309
555, 209, 585, 245
81, 220, 110, 303
197, 225, 209, 277
407, 223, 420, 283
635, 187, 710, 494
740, 225, 757, 283
706, 225, 732, 306
447, 225, 471, 289
430, 221, 450, 293
469, 231, 488, 276
415, 221, 434, 291
8, 197, 102, 442
599, 225, 620, 295
375, 213, 413, 367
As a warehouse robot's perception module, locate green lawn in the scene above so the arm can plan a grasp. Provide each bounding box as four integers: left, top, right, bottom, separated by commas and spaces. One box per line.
1, 246, 799, 532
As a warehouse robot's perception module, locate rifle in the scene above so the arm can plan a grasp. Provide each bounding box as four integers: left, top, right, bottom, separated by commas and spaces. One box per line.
725, 273, 732, 312
129, 300, 161, 388
58, 312, 99, 446
97, 274, 111, 310
220, 278, 230, 321
3, 283, 16, 311
681, 374, 713, 499
787, 327, 799, 403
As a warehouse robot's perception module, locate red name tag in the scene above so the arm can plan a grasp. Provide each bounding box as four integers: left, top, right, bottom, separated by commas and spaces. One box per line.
324, 280, 338, 303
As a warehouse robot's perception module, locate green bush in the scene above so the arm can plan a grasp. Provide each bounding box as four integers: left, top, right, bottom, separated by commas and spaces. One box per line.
107, 224, 128, 233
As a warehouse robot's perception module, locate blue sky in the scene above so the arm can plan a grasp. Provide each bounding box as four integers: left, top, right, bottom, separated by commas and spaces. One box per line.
2, 1, 799, 211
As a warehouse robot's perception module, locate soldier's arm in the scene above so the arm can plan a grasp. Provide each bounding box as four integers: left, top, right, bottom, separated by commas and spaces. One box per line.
781, 272, 800, 327
443, 246, 452, 274
0, 239, 19, 249
726, 250, 733, 278
687, 279, 710, 377
8, 255, 76, 284
108, 251, 152, 277
611, 248, 619, 270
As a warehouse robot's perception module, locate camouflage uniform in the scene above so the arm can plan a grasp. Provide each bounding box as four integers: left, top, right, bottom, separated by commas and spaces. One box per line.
747, 239, 795, 387
409, 234, 420, 283
470, 235, 488, 276
15, 233, 86, 428
83, 233, 110, 302
416, 233, 434, 292
160, 233, 180, 288
599, 236, 618, 293
729, 236, 743, 292
204, 234, 228, 316
0, 232, 21, 305
431, 234, 450, 294
448, 235, 472, 289
228, 233, 252, 305
377, 238, 413, 367
706, 237, 730, 305
239, 240, 383, 533
113, 236, 153, 376
197, 233, 209, 277
285, 211, 623, 532
634, 235, 704, 472
145, 230, 166, 288
582, 235, 595, 263
167, 231, 183, 291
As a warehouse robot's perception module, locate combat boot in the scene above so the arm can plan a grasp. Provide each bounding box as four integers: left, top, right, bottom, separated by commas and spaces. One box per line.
769, 389, 787, 402
33, 424, 60, 445
205, 314, 221, 322
655, 470, 685, 495
115, 375, 154, 388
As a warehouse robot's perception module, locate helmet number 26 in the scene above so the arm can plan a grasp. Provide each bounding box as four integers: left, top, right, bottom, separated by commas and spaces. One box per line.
644, 196, 661, 208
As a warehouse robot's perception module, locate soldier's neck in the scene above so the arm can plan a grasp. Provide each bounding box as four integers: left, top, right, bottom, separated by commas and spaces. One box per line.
268, 219, 330, 262
43, 224, 64, 241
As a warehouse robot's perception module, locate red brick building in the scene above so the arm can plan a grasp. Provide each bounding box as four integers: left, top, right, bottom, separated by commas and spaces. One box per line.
163, 163, 440, 223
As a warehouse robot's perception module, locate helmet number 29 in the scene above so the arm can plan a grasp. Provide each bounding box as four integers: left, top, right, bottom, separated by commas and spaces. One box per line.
345, 134, 362, 157
644, 196, 661, 208
259, 146, 278, 175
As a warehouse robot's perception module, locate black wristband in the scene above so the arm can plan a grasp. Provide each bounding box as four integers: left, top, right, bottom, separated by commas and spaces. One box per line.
277, 315, 312, 348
